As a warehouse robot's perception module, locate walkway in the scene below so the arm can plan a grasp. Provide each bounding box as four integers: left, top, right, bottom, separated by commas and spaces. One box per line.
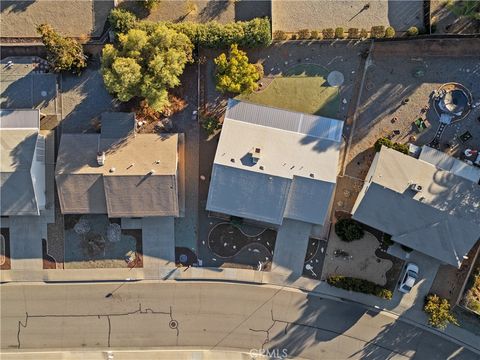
272, 219, 311, 276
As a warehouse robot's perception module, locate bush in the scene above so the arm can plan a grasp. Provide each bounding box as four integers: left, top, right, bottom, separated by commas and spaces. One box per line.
464, 271, 480, 314
360, 28, 369, 39
385, 26, 395, 38
273, 30, 288, 41
297, 29, 310, 40
424, 294, 458, 329
327, 276, 393, 300
382, 234, 394, 247
374, 137, 409, 154
310, 30, 320, 40
36, 24, 87, 74
407, 26, 419, 36
335, 219, 364, 242
335, 27, 345, 39
322, 28, 335, 39
347, 28, 360, 39
290, 34, 297, 40
201, 116, 220, 135
370, 26, 385, 38
168, 18, 272, 48
108, 8, 138, 34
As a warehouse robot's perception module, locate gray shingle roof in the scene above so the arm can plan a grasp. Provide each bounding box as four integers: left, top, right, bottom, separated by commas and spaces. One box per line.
207, 100, 343, 226
55, 113, 181, 217
352, 147, 480, 267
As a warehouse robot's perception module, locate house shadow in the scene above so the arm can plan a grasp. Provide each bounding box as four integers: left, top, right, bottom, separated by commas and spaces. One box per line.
0, 1, 34, 14
92, 0, 114, 38
198, 0, 230, 22
234, 0, 271, 22
387, 0, 424, 32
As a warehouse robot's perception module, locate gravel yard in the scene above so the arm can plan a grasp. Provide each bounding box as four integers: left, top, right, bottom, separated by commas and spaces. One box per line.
0, 0, 113, 38
346, 50, 480, 179
272, 0, 424, 33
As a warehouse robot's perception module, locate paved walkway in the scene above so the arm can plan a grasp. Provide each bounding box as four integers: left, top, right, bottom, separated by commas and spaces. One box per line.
272, 219, 312, 276
141, 217, 175, 269
9, 216, 43, 270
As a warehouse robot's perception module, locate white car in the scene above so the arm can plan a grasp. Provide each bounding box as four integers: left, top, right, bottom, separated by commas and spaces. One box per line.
398, 263, 419, 293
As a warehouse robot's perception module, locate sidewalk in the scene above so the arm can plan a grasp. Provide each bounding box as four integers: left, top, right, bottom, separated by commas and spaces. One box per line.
1, 266, 479, 355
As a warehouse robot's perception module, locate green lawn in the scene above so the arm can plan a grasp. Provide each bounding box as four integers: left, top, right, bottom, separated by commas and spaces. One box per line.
237, 64, 340, 118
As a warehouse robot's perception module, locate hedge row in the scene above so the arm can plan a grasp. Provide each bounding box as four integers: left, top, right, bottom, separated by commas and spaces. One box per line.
327, 275, 393, 300
109, 9, 271, 48
374, 137, 409, 154
274, 25, 401, 41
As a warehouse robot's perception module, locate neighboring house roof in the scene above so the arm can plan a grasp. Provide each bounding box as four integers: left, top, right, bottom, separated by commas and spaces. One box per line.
352, 147, 480, 267
55, 113, 181, 217
206, 99, 343, 226
419, 145, 480, 183
0, 109, 41, 216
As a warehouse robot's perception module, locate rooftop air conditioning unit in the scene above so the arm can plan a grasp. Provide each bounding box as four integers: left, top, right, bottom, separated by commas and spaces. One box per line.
410, 183, 423, 192
97, 151, 105, 166
251, 147, 262, 164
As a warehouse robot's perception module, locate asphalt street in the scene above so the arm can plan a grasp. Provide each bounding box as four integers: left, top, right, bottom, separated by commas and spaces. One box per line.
0, 282, 477, 359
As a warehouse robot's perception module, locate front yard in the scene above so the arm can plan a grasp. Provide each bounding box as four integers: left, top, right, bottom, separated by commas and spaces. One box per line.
64, 215, 142, 269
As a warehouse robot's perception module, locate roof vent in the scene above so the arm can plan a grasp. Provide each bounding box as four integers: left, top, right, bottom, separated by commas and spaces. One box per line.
310, 173, 315, 178
250, 147, 262, 164
410, 183, 423, 192
109, 167, 115, 173
259, 165, 264, 170
97, 151, 105, 166
149, 169, 155, 175
155, 160, 160, 164
230, 158, 235, 163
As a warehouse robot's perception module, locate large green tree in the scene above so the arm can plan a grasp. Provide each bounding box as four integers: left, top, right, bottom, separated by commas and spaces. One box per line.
36, 24, 86, 73
214, 44, 262, 94
101, 24, 193, 112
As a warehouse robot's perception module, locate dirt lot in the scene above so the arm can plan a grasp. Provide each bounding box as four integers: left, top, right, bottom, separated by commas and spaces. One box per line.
0, 0, 113, 38
272, 0, 424, 33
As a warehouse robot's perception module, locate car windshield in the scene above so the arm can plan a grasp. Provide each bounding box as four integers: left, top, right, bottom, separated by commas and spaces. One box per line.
403, 284, 412, 291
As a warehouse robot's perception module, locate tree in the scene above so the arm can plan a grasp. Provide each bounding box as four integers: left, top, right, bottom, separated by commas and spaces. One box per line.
36, 24, 86, 73
424, 294, 458, 329
108, 8, 137, 34
334, 219, 364, 242
101, 24, 193, 112
214, 44, 262, 94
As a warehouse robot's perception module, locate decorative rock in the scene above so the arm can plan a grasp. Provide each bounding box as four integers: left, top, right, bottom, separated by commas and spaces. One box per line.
107, 223, 121, 243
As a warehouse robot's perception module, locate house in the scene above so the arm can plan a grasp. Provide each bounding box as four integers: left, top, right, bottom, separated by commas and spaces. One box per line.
206, 99, 344, 237
352, 146, 480, 268
1, 109, 45, 216
55, 112, 184, 218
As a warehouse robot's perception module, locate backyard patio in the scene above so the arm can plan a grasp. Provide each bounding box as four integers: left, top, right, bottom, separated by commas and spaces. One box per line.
64, 215, 142, 269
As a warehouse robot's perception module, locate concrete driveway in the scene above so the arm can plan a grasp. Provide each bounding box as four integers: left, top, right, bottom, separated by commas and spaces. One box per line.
8, 216, 43, 270
141, 217, 175, 269
272, 219, 311, 276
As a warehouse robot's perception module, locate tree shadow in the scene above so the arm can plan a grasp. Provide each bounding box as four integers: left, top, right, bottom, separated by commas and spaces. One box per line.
198, 0, 230, 22
234, 0, 270, 22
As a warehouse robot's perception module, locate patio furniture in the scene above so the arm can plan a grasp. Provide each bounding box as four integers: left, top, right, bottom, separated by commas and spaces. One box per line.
414, 118, 430, 132
459, 131, 472, 143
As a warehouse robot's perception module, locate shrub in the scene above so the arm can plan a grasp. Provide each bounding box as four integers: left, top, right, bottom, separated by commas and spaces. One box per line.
360, 28, 369, 39
327, 276, 393, 300
322, 28, 335, 39
310, 30, 320, 39
347, 28, 360, 39
374, 137, 409, 154
214, 44, 263, 94
297, 29, 310, 40
108, 8, 138, 34
464, 271, 480, 314
335, 27, 345, 39
382, 234, 394, 247
273, 30, 288, 41
424, 294, 458, 329
370, 25, 385, 38
290, 34, 297, 40
407, 26, 419, 36
201, 116, 220, 135
385, 26, 395, 38
335, 219, 364, 242
36, 24, 87, 74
